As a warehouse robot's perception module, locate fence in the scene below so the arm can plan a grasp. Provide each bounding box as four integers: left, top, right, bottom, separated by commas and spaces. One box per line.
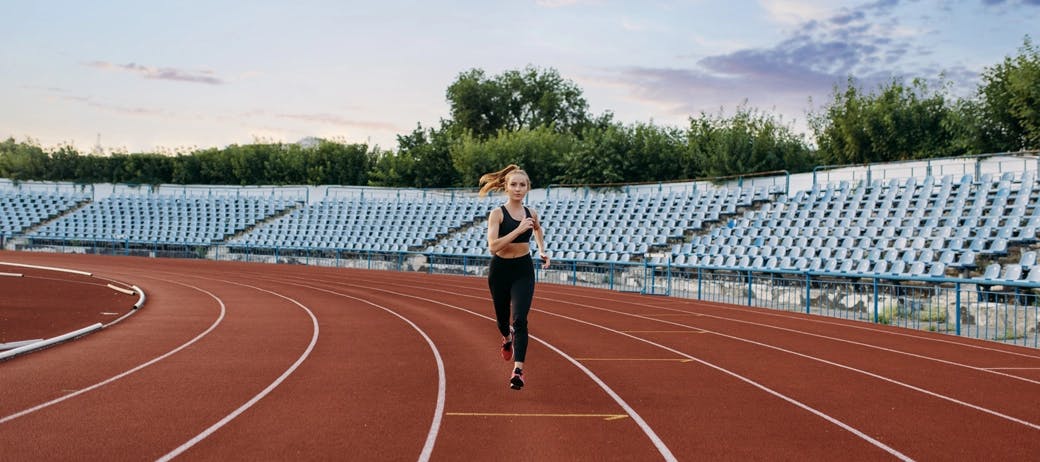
12, 237, 1039, 349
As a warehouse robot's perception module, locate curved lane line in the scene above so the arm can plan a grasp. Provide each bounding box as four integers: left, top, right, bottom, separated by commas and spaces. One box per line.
557, 288, 1040, 360
539, 308, 915, 461
296, 277, 678, 462
326, 275, 907, 460
0, 278, 225, 425
391, 278, 1040, 432
540, 289, 1040, 385
538, 295, 1040, 432
261, 278, 447, 462
157, 279, 319, 462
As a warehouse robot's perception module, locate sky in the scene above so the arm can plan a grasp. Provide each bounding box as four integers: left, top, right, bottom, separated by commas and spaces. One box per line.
2, 0, 1039, 154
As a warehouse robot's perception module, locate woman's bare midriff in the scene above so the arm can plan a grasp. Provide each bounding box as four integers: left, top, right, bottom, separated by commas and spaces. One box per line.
495, 242, 531, 259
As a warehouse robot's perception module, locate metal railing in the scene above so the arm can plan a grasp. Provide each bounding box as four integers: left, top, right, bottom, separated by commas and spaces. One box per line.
12, 237, 1039, 349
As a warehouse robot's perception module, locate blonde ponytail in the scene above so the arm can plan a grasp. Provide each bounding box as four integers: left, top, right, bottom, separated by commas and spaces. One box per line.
478, 164, 529, 197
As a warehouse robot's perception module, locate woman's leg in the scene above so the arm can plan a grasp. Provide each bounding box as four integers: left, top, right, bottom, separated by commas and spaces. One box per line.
509, 269, 535, 363
487, 260, 512, 338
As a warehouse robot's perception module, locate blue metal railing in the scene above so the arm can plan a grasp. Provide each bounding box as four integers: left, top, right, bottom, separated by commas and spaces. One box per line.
11, 237, 1038, 349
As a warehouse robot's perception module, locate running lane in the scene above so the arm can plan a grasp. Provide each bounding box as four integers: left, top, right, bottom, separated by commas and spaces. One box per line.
0, 256, 317, 460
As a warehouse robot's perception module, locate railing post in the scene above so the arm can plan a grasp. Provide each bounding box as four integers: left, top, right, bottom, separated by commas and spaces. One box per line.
873, 277, 880, 323
747, 270, 753, 307
697, 267, 703, 300
805, 272, 811, 314
666, 260, 672, 297
955, 282, 962, 336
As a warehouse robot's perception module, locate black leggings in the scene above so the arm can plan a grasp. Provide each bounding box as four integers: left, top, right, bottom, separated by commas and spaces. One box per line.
488, 254, 535, 362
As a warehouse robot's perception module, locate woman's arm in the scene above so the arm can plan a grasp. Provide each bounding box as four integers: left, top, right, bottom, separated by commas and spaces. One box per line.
530, 209, 550, 269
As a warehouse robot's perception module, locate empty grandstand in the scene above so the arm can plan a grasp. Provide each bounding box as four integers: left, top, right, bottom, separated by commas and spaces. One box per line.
3, 154, 1039, 347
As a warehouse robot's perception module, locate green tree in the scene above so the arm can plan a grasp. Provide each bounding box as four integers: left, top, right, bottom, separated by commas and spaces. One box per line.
451, 126, 576, 188
45, 144, 81, 181
227, 144, 272, 185
121, 153, 173, 184
691, 105, 813, 178
974, 36, 1040, 151
368, 148, 417, 187
445, 66, 590, 139
810, 77, 961, 165
559, 122, 632, 185
171, 154, 202, 184
397, 124, 459, 188
560, 121, 688, 185
316, 140, 371, 185
0, 137, 49, 180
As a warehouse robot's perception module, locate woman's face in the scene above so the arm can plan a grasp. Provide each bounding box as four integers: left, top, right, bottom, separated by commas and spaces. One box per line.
506, 173, 530, 200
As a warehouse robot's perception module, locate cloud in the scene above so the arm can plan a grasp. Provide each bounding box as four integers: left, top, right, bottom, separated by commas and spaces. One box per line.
85, 61, 224, 85
58, 94, 166, 117
276, 113, 400, 132
593, 0, 957, 123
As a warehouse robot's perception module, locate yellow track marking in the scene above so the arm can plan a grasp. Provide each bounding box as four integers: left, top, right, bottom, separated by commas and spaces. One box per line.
446, 412, 629, 421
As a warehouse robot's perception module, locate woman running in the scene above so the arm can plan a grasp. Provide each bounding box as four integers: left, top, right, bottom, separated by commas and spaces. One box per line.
480, 164, 550, 390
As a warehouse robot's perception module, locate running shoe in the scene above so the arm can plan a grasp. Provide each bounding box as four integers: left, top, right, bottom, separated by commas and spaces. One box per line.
509, 367, 524, 390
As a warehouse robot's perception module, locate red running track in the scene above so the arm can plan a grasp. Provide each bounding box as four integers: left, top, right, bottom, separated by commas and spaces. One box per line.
1, 251, 1039, 461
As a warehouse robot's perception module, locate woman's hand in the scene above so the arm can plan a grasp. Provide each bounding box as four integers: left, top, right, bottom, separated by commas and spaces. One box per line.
540, 251, 551, 269
518, 217, 535, 233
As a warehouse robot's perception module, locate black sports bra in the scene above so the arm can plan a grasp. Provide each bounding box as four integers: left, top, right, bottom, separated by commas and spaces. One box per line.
498, 206, 533, 243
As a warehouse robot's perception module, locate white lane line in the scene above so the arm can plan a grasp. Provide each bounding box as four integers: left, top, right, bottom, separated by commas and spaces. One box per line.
0, 279, 225, 425
553, 288, 1040, 360
542, 289, 1040, 386
310, 279, 679, 462
343, 275, 1040, 450
265, 279, 447, 462
540, 307, 914, 461
550, 298, 1040, 432
157, 279, 319, 461
331, 275, 909, 460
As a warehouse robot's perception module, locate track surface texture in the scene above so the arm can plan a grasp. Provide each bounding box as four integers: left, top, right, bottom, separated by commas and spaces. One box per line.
1, 251, 1038, 461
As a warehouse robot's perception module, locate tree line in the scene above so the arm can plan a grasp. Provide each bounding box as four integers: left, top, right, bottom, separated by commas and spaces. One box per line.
2, 38, 1037, 188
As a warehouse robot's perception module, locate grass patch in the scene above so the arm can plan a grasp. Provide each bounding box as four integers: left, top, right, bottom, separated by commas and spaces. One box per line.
994, 326, 1026, 341
876, 303, 900, 325
917, 304, 948, 323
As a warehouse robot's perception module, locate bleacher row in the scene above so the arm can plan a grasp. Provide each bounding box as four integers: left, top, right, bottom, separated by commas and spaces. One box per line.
33, 196, 298, 246
0, 190, 89, 237
663, 172, 1040, 281
2, 172, 1040, 282
433, 187, 768, 261
234, 197, 497, 251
